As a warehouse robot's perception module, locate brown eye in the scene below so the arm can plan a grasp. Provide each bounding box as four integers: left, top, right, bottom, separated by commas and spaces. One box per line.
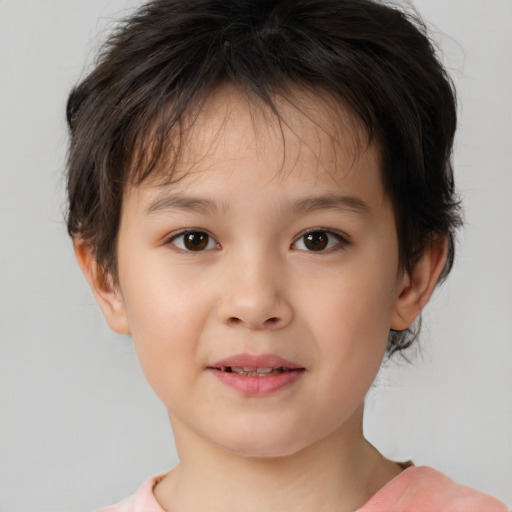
170, 231, 218, 251
184, 232, 208, 250
305, 231, 330, 251
293, 230, 346, 252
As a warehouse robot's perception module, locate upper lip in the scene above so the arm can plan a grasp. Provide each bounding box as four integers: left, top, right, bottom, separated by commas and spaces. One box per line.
208, 353, 304, 370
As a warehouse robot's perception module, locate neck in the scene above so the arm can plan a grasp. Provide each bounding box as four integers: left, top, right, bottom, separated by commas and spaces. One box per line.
154, 406, 402, 512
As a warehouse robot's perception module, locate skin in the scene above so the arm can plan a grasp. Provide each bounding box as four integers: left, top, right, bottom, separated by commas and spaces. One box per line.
76, 85, 447, 512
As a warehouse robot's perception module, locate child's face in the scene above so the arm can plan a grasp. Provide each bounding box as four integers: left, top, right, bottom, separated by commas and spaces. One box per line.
110, 86, 407, 457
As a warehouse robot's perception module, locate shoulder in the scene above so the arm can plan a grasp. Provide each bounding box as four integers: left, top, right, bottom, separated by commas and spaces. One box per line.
359, 466, 509, 512
95, 474, 166, 512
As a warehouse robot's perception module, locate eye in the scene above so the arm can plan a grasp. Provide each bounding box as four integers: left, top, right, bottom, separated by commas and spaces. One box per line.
169, 230, 219, 251
292, 230, 348, 252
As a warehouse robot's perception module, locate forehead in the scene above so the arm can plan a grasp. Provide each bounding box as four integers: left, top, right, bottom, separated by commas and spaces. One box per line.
138, 84, 380, 191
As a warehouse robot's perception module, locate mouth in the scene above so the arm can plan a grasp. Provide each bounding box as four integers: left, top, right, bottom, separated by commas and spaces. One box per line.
209, 354, 304, 375
218, 366, 297, 377
208, 354, 305, 395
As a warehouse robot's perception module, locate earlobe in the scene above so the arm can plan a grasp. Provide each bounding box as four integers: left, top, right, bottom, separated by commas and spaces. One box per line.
391, 238, 448, 331
73, 239, 131, 335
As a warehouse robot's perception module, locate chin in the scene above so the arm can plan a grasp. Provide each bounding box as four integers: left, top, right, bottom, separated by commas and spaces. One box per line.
213, 428, 311, 460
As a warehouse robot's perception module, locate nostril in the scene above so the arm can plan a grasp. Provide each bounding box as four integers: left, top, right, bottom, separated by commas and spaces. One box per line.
227, 316, 280, 328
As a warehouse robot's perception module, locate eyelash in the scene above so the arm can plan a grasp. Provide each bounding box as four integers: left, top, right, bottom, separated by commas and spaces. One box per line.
292, 229, 350, 252
167, 230, 220, 252
167, 229, 350, 253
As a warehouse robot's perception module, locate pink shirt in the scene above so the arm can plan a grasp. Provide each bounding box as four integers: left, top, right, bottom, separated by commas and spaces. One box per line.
97, 466, 509, 512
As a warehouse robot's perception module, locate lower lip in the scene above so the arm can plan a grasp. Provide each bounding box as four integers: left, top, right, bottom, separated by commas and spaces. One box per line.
209, 369, 304, 395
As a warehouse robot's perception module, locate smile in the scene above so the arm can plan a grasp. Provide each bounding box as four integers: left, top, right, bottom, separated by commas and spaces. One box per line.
220, 366, 291, 377
209, 354, 305, 395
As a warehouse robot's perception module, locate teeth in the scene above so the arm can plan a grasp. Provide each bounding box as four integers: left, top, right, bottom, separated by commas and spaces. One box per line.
256, 367, 274, 373
225, 366, 288, 377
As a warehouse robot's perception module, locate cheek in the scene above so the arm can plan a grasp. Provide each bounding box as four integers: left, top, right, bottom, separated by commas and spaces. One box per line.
304, 255, 398, 388
307, 258, 398, 345
305, 290, 391, 435
120, 247, 206, 337
118, 259, 212, 402
318, 293, 389, 391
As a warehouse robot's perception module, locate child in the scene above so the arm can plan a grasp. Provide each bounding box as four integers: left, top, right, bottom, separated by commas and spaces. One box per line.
65, 0, 509, 510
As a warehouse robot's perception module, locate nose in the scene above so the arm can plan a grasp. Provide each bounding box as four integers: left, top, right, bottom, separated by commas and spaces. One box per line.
217, 252, 294, 331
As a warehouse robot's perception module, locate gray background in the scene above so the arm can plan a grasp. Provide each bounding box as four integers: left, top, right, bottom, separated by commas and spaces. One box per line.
1, 0, 511, 510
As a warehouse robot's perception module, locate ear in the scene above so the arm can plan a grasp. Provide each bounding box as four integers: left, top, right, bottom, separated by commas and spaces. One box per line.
74, 238, 131, 334
391, 238, 448, 331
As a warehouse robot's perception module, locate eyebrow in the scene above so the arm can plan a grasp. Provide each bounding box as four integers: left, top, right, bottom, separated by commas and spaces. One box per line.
145, 192, 369, 216
145, 193, 222, 216
286, 194, 369, 216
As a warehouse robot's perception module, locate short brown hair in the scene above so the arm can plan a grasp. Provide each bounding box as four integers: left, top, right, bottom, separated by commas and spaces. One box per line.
66, 0, 462, 355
